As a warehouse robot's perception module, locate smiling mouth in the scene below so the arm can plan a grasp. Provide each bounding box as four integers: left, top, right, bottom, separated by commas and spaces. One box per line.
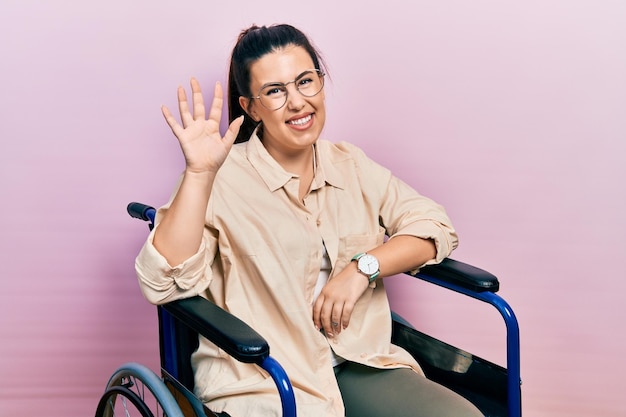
287, 114, 312, 126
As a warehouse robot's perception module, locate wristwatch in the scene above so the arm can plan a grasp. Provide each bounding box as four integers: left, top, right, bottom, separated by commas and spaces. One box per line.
352, 253, 380, 283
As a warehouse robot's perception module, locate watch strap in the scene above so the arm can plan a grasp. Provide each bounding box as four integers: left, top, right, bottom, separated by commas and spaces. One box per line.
351, 253, 365, 262
351, 253, 379, 283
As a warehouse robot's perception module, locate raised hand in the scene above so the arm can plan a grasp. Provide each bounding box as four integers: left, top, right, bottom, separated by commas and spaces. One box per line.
162, 78, 243, 174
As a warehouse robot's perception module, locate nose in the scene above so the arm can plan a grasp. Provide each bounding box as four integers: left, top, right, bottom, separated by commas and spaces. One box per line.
285, 82, 306, 110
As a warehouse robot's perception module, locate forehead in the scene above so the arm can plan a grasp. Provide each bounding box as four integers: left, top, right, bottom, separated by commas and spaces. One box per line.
248, 45, 315, 87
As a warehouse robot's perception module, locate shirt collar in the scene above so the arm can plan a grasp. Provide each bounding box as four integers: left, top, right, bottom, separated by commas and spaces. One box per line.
313, 140, 346, 190
245, 132, 292, 192
245, 130, 346, 192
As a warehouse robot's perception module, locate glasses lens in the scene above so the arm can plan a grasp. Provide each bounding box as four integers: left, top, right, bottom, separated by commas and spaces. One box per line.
259, 84, 288, 111
296, 70, 324, 97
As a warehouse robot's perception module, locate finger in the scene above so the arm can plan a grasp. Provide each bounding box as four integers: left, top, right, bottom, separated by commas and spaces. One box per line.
320, 301, 336, 337
330, 303, 345, 336
207, 81, 225, 128
177, 86, 193, 128
190, 78, 206, 121
341, 302, 354, 330
222, 115, 244, 147
162, 105, 183, 138
312, 295, 323, 331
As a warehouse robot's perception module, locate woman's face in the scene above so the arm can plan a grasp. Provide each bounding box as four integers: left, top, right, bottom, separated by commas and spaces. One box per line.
241, 45, 326, 157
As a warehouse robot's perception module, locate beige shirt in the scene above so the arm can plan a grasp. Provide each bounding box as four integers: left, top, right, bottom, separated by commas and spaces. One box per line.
135, 134, 458, 417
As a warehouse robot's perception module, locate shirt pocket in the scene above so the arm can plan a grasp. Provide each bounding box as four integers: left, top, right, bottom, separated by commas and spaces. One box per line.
335, 227, 386, 273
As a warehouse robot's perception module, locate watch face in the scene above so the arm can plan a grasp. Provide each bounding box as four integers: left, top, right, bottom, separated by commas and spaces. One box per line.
358, 254, 379, 275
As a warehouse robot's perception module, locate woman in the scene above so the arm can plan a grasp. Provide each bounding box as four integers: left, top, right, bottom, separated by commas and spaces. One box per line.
136, 24, 483, 417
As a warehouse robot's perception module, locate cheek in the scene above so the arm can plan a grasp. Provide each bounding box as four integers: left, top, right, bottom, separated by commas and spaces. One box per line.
314, 97, 326, 119
259, 111, 286, 131
317, 90, 326, 109
251, 103, 276, 124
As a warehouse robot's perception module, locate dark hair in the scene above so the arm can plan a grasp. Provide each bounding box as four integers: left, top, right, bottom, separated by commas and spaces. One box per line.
228, 24, 326, 143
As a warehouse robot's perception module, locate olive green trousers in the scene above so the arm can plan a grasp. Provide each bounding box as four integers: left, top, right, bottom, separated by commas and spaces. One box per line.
335, 362, 484, 417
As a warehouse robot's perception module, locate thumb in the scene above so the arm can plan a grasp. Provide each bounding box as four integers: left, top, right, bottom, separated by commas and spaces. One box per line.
223, 115, 245, 146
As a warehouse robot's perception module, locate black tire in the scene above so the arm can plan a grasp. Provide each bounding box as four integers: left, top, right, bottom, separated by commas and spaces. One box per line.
95, 384, 155, 417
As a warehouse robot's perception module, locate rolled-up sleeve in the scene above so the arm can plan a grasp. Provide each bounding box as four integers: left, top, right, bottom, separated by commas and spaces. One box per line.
390, 218, 457, 265
135, 224, 215, 305
374, 164, 458, 267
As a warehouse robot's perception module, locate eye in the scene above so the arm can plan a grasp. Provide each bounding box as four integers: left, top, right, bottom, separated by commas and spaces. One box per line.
262, 84, 286, 97
297, 74, 315, 88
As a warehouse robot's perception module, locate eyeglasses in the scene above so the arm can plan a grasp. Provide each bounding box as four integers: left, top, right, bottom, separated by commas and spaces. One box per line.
250, 69, 325, 111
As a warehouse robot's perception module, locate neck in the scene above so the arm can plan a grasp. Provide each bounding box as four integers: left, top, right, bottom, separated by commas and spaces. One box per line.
265, 143, 316, 178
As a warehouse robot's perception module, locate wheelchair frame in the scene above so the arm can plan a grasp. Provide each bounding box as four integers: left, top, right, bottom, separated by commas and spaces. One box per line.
96, 202, 521, 417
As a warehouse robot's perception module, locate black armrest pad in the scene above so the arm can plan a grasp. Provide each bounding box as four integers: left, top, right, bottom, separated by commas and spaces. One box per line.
163, 296, 270, 363
414, 258, 500, 293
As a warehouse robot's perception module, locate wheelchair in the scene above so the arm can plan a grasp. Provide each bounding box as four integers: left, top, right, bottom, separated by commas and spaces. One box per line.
95, 202, 522, 417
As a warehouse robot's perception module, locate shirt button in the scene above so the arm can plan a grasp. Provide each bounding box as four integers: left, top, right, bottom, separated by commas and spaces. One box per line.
316, 219, 321, 226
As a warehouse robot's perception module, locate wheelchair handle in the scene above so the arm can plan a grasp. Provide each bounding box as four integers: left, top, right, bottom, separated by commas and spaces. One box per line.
127, 202, 156, 224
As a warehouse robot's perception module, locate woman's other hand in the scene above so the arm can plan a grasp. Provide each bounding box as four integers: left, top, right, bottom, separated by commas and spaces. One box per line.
162, 79, 244, 174
312, 263, 370, 338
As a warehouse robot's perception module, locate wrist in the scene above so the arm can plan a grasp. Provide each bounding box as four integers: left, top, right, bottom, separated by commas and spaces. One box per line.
351, 253, 380, 284
183, 168, 218, 188
184, 167, 217, 178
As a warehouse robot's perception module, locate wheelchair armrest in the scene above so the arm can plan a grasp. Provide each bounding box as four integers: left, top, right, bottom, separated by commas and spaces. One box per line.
413, 258, 500, 293
163, 296, 270, 364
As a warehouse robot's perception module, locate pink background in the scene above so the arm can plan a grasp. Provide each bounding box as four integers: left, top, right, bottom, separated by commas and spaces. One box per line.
1, 1, 624, 416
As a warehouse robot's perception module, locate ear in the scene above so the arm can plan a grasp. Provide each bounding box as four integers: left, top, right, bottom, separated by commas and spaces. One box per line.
239, 96, 259, 122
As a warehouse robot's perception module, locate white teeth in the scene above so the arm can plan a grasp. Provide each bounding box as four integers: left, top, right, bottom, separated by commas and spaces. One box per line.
288, 114, 312, 125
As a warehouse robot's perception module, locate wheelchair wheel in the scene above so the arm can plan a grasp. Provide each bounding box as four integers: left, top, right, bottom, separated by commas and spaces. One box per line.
95, 362, 184, 417
96, 385, 155, 417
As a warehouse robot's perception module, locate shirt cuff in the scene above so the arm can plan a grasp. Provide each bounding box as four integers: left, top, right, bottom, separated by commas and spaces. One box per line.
391, 219, 459, 272
135, 229, 211, 304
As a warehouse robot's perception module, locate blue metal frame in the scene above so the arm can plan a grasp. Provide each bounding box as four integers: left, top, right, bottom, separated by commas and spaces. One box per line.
415, 272, 522, 417
145, 207, 156, 229
261, 356, 297, 417
159, 307, 180, 379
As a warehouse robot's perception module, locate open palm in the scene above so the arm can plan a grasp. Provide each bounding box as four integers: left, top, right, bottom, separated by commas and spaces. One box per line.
162, 78, 243, 174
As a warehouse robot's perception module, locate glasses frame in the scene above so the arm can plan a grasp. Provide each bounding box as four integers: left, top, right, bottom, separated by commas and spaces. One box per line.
250, 69, 325, 111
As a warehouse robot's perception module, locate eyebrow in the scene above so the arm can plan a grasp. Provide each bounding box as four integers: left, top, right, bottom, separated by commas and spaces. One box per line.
258, 69, 315, 90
